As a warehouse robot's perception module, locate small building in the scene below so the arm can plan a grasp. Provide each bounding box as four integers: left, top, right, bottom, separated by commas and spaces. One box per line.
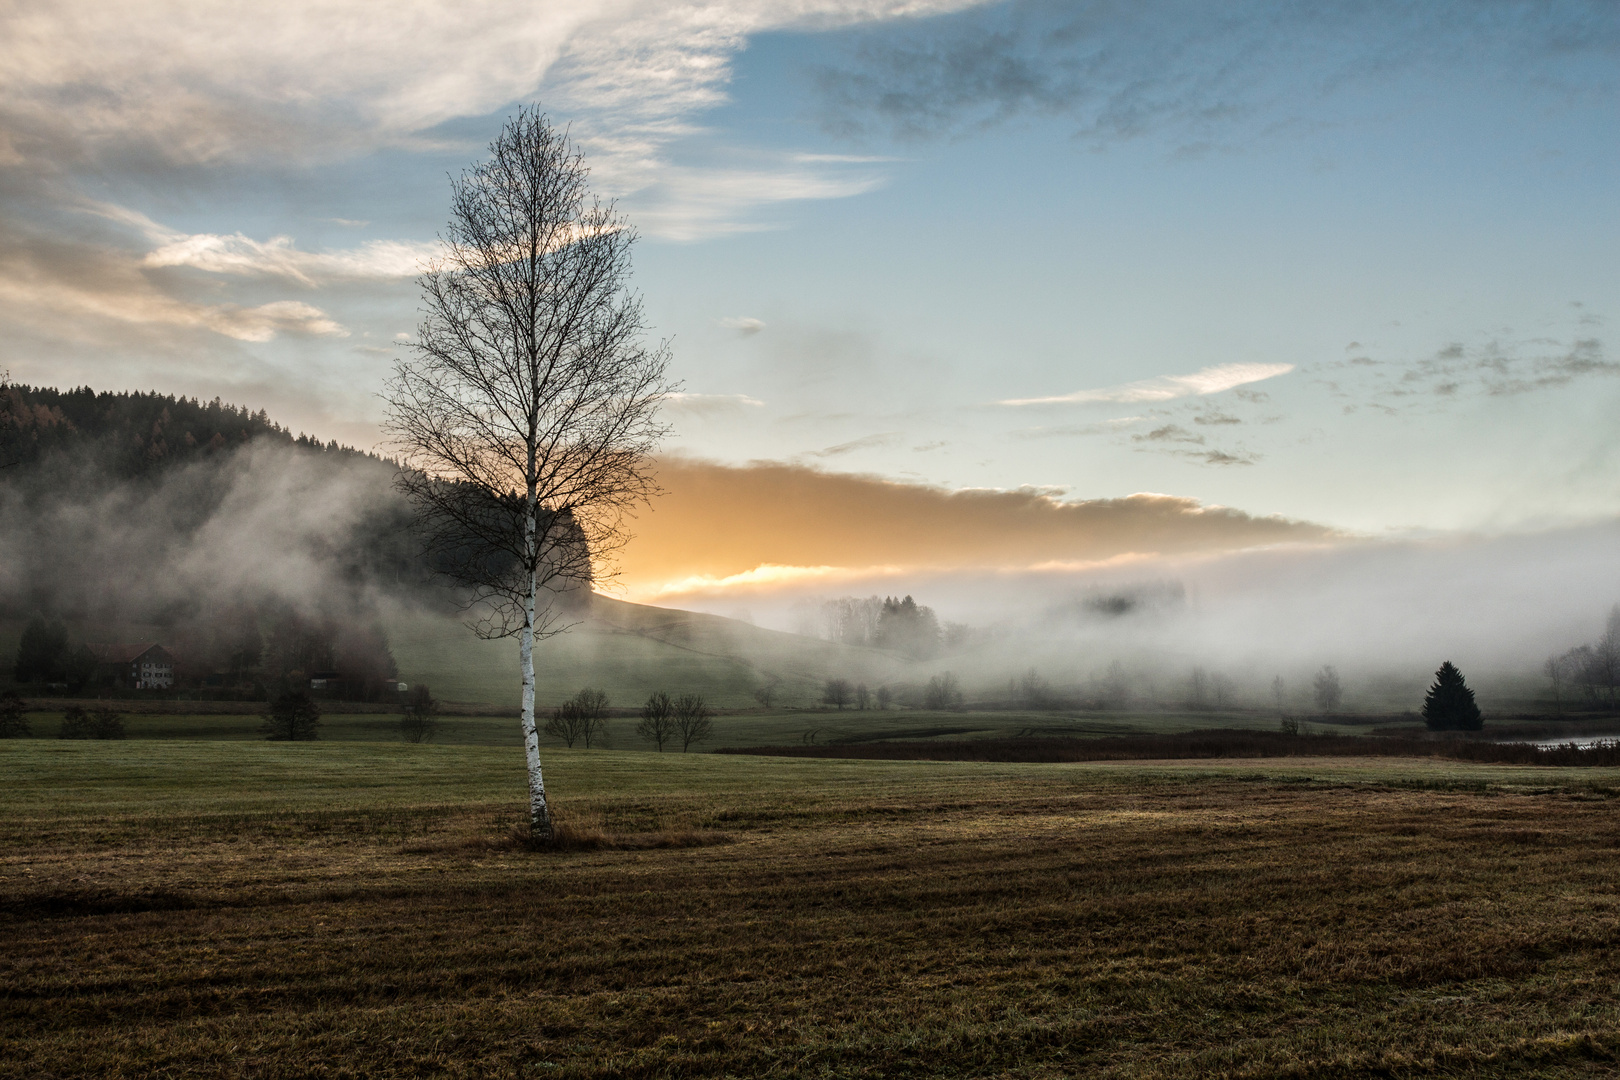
88, 643, 176, 689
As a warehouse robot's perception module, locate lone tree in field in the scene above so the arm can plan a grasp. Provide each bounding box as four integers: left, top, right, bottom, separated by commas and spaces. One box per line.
1312, 665, 1343, 714
384, 109, 673, 841
637, 691, 676, 751
1422, 661, 1482, 731
263, 691, 321, 741
399, 684, 440, 744
672, 693, 713, 752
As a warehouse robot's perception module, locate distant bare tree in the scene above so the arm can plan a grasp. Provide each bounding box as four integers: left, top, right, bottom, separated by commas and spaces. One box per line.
383, 109, 675, 840
1103, 661, 1130, 710
573, 688, 611, 748
1010, 668, 1053, 709
924, 672, 963, 711
823, 678, 852, 710
1543, 654, 1569, 716
637, 690, 676, 751
399, 684, 440, 743
1566, 645, 1600, 703
544, 687, 609, 748
1271, 675, 1286, 715
1189, 667, 1208, 710
673, 694, 713, 752
854, 683, 870, 710
1597, 606, 1620, 707
874, 685, 892, 710
1313, 665, 1343, 714
1211, 672, 1235, 710
753, 675, 781, 709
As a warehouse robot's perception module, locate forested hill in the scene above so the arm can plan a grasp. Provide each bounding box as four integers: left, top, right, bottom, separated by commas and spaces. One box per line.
0, 382, 383, 476
0, 383, 428, 699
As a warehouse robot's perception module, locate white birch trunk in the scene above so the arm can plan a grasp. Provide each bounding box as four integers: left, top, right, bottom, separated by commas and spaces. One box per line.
521, 500, 551, 840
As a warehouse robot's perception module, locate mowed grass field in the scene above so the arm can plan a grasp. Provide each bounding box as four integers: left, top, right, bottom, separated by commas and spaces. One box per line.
6, 740, 1620, 1077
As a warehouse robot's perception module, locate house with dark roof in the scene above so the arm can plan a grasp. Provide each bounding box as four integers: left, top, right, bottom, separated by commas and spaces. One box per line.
87, 643, 175, 689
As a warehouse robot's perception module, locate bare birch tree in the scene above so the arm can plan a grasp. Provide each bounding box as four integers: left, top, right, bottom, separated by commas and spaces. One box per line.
384, 109, 673, 841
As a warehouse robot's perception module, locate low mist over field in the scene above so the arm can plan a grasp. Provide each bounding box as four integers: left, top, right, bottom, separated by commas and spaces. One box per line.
4, 384, 1616, 714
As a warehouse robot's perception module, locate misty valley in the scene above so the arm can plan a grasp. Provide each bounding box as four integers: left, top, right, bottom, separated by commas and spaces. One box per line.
7, 29, 1620, 1074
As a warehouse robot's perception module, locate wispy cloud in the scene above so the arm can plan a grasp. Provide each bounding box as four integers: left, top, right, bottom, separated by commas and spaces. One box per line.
806, 432, 904, 458
1002, 363, 1294, 406
660, 392, 766, 417
814, 0, 1620, 148
718, 316, 766, 335
143, 233, 437, 284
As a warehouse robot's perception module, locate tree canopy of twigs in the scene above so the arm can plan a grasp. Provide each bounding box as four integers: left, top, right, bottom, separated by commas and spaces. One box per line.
399, 684, 440, 744
637, 691, 676, 751
383, 108, 674, 841
544, 687, 610, 748
673, 693, 713, 752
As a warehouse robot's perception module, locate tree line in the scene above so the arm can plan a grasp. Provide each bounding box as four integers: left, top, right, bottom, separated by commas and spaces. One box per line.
9, 603, 400, 703
1544, 605, 1620, 712
0, 381, 384, 478
540, 688, 714, 752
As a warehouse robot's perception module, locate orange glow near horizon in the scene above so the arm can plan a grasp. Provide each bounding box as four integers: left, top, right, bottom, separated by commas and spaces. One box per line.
607, 457, 1338, 602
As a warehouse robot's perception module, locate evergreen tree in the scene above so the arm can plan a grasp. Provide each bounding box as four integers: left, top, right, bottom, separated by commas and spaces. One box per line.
1422, 661, 1482, 731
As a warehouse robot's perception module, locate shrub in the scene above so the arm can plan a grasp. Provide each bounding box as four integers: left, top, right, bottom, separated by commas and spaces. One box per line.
262, 691, 321, 741
58, 706, 94, 739
91, 706, 125, 739
0, 691, 30, 738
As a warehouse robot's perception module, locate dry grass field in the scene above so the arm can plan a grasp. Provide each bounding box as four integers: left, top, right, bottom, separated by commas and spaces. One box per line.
5, 743, 1620, 1077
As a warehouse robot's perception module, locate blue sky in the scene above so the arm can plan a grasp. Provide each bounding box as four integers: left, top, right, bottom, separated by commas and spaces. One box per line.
3, 0, 1617, 540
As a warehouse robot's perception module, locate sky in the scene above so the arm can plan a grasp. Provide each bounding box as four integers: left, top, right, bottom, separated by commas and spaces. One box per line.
3, 0, 1618, 611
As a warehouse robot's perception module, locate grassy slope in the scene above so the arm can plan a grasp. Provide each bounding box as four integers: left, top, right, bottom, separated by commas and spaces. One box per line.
6, 741, 1620, 1077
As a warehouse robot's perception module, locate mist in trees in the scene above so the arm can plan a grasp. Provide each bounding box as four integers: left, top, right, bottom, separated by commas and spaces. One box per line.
823, 678, 852, 710
924, 672, 963, 710
1545, 606, 1620, 709
816, 594, 948, 659
1313, 666, 1344, 714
